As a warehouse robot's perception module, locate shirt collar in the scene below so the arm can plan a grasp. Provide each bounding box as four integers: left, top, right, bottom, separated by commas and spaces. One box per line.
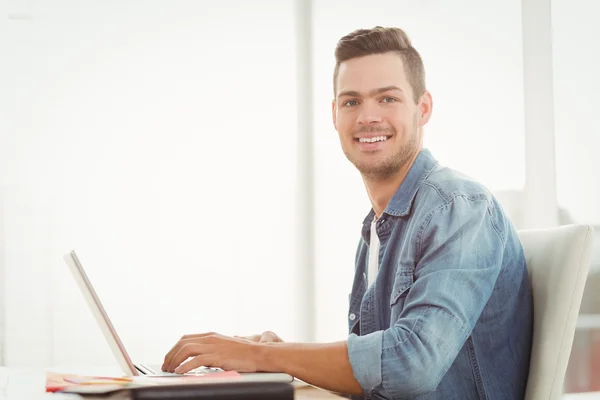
362, 148, 439, 226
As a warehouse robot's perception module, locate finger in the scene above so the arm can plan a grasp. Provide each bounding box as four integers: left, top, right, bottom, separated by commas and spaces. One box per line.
180, 332, 218, 340
259, 331, 282, 343
174, 354, 218, 374
163, 340, 190, 371
167, 343, 212, 373
162, 333, 218, 371
235, 334, 261, 342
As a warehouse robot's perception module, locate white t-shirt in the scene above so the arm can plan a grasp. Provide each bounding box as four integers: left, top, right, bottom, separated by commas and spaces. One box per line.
367, 216, 380, 288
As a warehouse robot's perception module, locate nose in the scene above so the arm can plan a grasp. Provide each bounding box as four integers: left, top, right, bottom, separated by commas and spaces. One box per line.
356, 100, 383, 125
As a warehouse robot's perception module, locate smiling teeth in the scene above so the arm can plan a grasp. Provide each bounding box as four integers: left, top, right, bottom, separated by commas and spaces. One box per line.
359, 136, 388, 143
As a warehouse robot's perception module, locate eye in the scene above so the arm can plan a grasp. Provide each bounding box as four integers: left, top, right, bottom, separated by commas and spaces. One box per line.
381, 97, 397, 103
343, 99, 359, 107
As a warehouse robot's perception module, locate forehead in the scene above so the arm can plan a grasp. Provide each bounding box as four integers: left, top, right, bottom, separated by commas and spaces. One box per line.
336, 53, 410, 95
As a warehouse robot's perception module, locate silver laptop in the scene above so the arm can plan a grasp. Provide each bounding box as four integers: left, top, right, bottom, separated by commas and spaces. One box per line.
63, 250, 293, 383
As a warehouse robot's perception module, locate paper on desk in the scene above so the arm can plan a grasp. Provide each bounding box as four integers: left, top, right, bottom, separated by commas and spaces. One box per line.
46, 370, 242, 393
45, 371, 132, 393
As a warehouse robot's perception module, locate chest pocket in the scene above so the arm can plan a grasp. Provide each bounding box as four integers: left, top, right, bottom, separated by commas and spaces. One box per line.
389, 267, 415, 307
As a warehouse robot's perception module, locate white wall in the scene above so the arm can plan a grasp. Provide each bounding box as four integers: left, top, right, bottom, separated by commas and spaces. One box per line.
0, 0, 8, 365
312, 0, 527, 342
2, 0, 303, 367
0, 190, 5, 365
552, 0, 600, 225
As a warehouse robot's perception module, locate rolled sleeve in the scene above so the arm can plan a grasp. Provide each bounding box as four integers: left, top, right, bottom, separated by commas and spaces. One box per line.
347, 331, 383, 393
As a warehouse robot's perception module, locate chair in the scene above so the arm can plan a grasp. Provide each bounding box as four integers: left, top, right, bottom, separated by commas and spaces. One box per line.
520, 224, 594, 400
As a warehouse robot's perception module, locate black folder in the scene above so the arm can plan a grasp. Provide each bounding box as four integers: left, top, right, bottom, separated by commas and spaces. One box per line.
128, 381, 294, 400
62, 381, 295, 399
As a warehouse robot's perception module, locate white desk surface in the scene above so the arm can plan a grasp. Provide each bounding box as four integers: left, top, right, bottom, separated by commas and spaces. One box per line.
563, 393, 600, 399
0, 366, 118, 399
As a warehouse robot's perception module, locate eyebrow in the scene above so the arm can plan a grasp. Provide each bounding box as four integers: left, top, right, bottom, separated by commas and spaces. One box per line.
337, 85, 404, 99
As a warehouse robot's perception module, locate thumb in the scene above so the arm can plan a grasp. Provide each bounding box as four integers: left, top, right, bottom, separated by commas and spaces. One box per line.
259, 331, 283, 343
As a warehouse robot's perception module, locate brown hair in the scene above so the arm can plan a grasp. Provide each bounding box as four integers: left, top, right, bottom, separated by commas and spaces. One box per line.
333, 26, 426, 104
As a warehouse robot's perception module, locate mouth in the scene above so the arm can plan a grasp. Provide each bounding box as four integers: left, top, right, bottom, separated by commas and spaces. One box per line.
354, 135, 391, 143
354, 135, 392, 151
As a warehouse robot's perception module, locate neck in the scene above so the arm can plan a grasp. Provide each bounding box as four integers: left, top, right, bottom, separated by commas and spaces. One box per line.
362, 149, 421, 217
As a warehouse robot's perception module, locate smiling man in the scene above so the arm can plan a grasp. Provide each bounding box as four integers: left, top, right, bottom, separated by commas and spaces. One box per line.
162, 27, 533, 399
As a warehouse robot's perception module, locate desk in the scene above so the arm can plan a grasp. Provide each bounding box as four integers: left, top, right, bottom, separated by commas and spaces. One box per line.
3, 368, 599, 399
563, 394, 600, 399
0, 367, 345, 399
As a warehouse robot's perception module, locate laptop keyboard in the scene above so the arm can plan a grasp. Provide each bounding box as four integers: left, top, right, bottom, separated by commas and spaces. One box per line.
147, 365, 223, 376
155, 370, 184, 376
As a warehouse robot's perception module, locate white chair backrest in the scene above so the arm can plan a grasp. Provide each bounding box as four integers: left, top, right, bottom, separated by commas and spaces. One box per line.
520, 224, 594, 400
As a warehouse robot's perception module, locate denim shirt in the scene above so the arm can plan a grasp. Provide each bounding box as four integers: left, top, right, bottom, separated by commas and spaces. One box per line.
346, 149, 533, 400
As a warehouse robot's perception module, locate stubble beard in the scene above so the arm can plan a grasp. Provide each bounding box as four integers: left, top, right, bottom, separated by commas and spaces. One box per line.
345, 115, 420, 182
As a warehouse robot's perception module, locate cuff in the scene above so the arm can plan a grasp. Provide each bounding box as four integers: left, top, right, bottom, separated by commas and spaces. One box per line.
347, 331, 383, 392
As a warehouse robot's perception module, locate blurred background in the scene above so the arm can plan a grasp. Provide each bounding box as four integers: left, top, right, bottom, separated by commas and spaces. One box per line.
0, 0, 599, 395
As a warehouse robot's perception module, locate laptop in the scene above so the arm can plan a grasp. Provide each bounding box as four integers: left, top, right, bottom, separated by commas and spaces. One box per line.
63, 250, 294, 383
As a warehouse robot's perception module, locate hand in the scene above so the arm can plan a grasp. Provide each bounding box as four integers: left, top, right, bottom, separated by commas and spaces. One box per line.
234, 330, 284, 343
161, 332, 267, 374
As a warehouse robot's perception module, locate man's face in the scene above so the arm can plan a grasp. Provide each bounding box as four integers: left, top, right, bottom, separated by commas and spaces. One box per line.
332, 52, 431, 181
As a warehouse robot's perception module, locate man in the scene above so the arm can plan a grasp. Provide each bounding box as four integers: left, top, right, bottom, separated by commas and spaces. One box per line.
162, 27, 533, 399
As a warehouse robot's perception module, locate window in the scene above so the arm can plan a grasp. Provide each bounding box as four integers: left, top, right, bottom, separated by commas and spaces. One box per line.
2, 0, 301, 366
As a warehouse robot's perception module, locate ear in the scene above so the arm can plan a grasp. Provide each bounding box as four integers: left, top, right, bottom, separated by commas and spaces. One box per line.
331, 99, 338, 130
418, 91, 433, 126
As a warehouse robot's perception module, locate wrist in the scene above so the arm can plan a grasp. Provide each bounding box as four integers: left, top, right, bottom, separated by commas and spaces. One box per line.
255, 342, 284, 373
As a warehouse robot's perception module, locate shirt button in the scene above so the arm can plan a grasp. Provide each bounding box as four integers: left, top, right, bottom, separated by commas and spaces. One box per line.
349, 313, 356, 321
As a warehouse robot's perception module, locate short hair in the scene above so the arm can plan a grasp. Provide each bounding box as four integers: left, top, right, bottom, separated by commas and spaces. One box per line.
333, 26, 426, 103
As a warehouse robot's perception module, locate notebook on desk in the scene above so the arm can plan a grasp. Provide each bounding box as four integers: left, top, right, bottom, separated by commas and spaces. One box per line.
128, 381, 294, 399
63, 250, 293, 384
60, 381, 295, 399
